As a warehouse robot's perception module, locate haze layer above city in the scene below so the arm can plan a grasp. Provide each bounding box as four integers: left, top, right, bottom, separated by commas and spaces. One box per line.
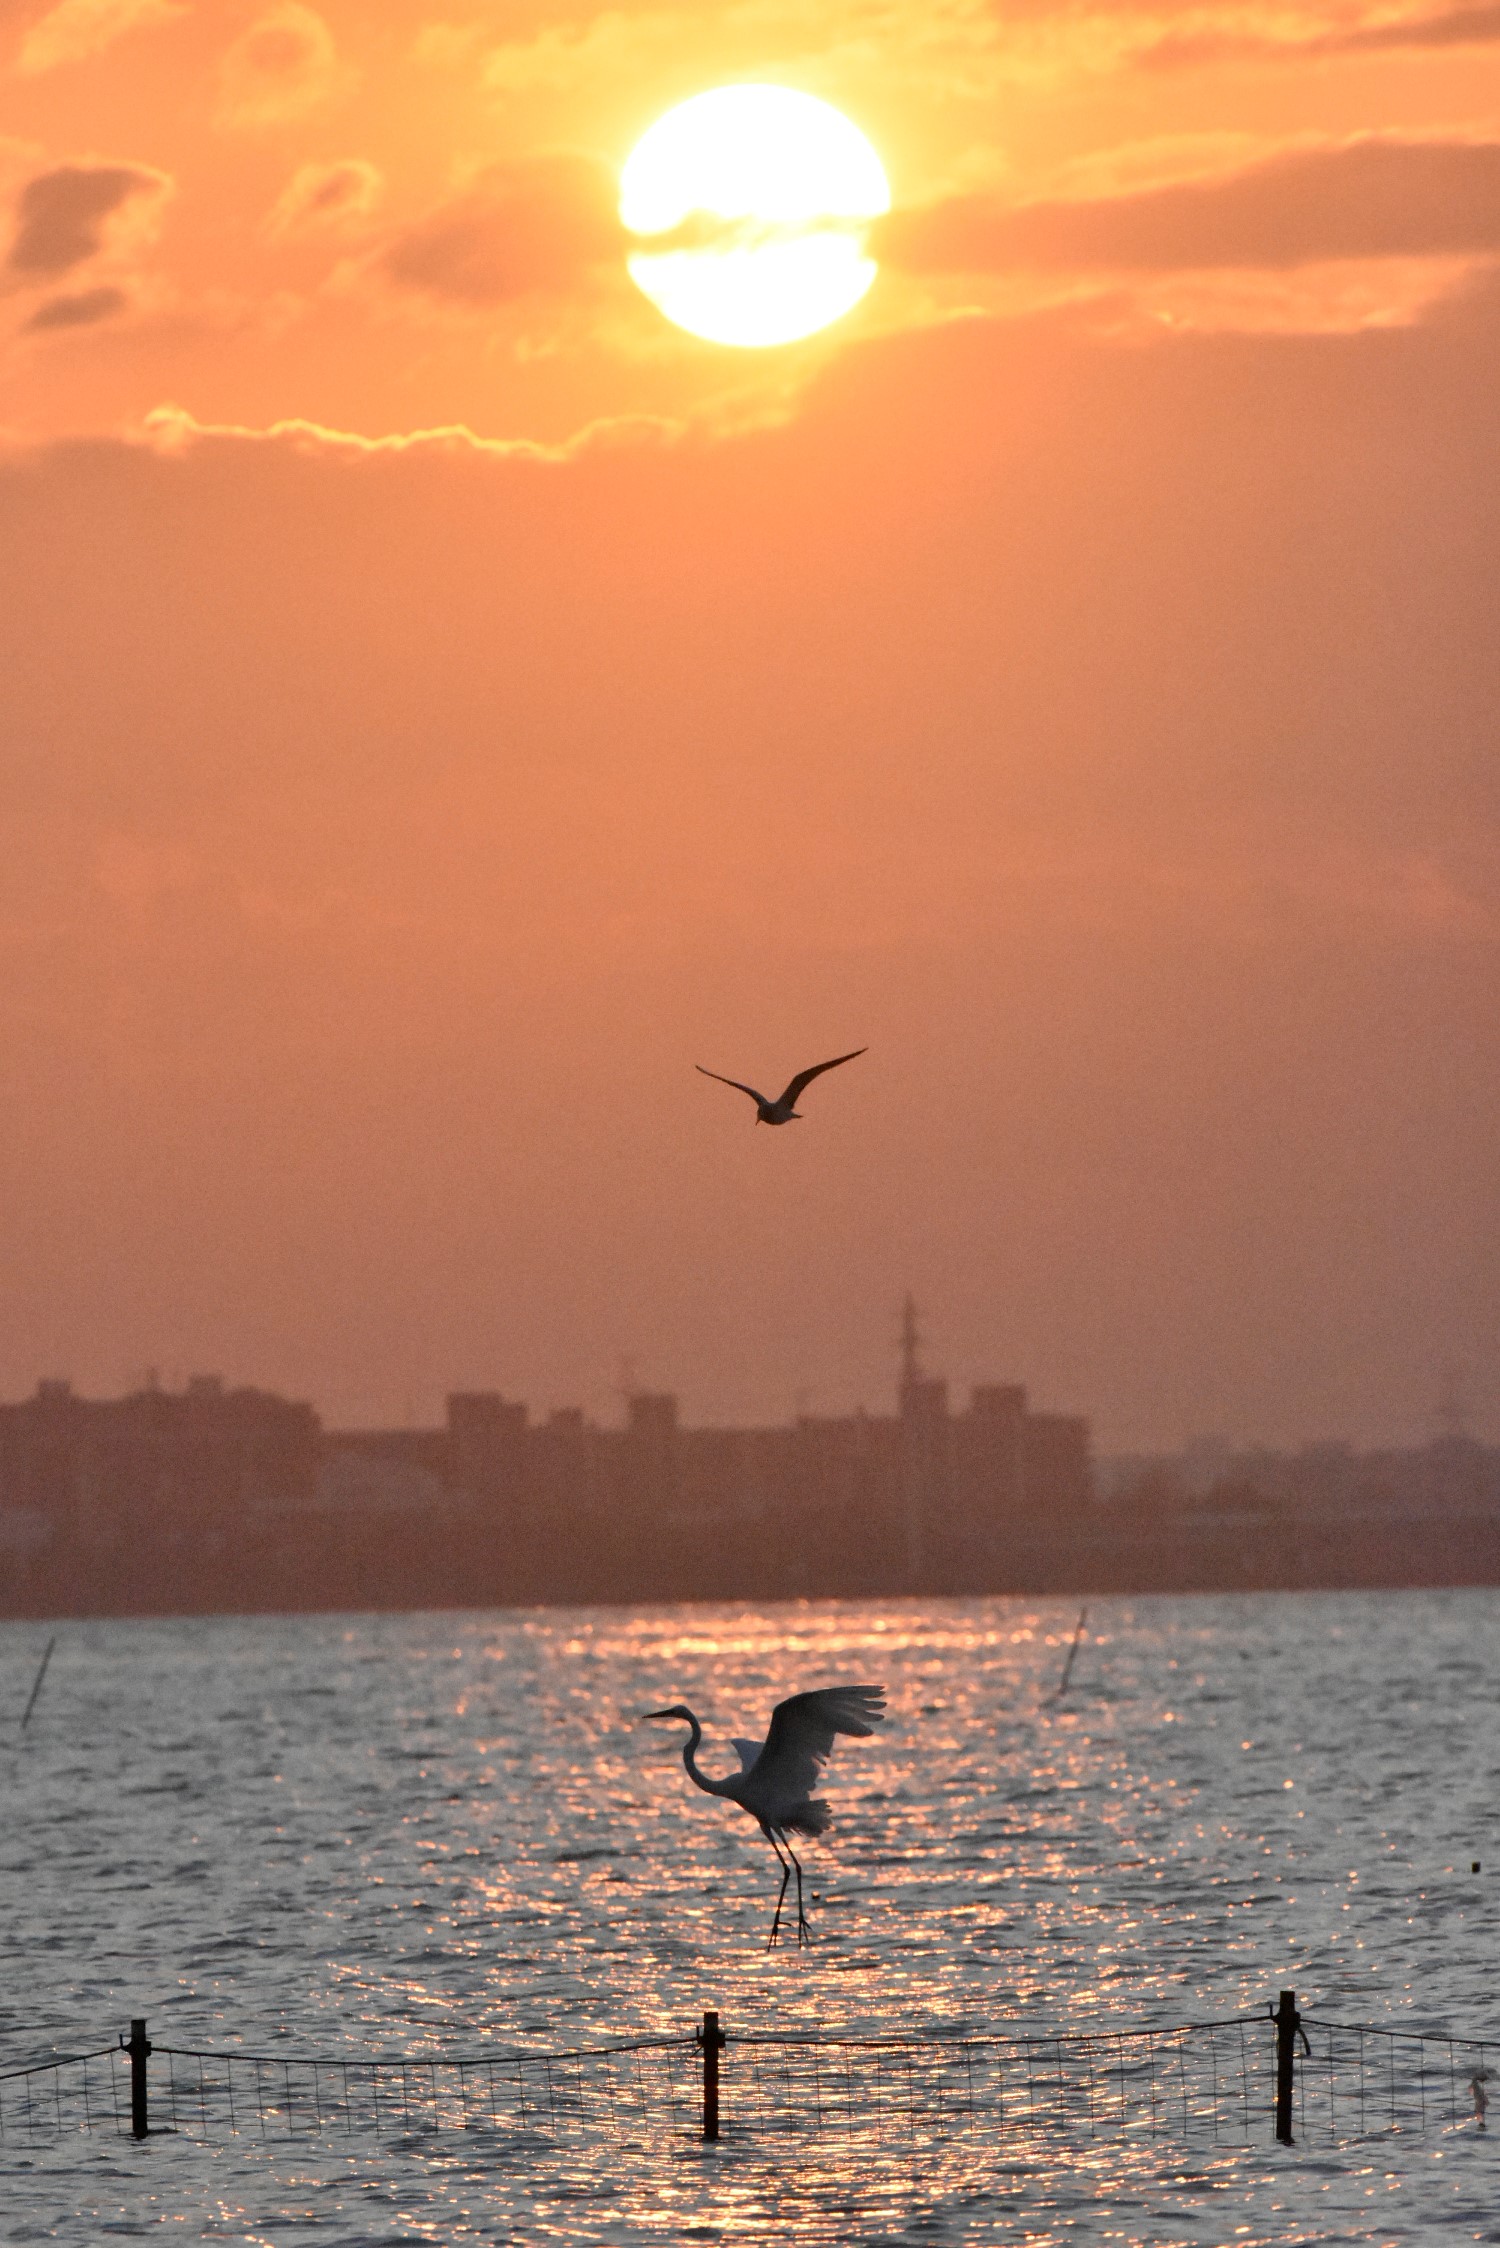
0, 1, 1496, 1452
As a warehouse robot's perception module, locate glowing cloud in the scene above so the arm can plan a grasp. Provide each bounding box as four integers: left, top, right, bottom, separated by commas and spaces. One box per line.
16, 0, 183, 75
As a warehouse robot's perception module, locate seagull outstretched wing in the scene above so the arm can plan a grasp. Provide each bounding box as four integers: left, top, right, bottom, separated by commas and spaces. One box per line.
778, 1048, 868, 1108
751, 1685, 886, 1813
696, 1066, 769, 1106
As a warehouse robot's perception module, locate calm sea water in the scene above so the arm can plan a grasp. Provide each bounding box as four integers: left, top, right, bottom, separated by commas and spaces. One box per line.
1, 1590, 1497, 2244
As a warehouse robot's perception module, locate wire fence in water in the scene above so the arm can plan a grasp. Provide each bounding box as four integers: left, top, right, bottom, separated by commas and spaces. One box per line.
0, 2048, 125, 2145
1295, 2015, 1493, 2144
146, 2033, 699, 2144
725, 2015, 1274, 2149
0, 1994, 1491, 2152
0, 2028, 698, 2147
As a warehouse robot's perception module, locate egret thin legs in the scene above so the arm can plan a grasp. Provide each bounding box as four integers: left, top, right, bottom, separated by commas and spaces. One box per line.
763, 1827, 812, 1949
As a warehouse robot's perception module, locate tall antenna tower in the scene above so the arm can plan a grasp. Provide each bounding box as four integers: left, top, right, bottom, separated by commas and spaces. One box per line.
900, 1294, 923, 1402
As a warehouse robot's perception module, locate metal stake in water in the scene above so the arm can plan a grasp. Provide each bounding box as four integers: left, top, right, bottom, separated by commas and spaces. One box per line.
19, 1636, 56, 1731
1053, 1609, 1087, 1700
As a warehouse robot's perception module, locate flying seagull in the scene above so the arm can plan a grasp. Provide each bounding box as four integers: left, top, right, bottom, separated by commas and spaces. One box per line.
695, 1047, 867, 1125
644, 1685, 886, 1946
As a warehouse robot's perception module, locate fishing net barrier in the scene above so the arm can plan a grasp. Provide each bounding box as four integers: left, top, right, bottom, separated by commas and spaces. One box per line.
0, 1994, 1491, 2153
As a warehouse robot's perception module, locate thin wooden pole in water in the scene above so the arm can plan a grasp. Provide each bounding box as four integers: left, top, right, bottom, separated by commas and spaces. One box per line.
19, 1635, 55, 1730
1053, 1609, 1087, 1699
700, 2009, 725, 2142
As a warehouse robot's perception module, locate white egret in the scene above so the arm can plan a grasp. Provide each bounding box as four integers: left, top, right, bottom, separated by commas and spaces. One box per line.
644, 1685, 886, 1946
695, 1047, 867, 1126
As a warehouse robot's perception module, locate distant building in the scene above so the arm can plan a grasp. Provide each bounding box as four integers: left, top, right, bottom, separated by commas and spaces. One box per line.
0, 1374, 320, 1608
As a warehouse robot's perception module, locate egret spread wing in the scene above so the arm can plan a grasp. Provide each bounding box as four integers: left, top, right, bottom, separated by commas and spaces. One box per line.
777, 1048, 867, 1108
696, 1066, 768, 1106
753, 1685, 886, 1812
731, 1736, 764, 1773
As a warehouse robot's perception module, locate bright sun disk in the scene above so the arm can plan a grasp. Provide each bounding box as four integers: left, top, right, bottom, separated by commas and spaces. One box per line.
620, 86, 890, 349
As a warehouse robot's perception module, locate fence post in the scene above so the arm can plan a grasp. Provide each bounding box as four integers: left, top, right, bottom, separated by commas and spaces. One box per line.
126, 2018, 151, 2140
1275, 1990, 1299, 2145
699, 2008, 725, 2143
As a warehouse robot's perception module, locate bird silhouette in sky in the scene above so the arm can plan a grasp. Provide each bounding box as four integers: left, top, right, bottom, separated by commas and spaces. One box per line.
644, 1685, 886, 1946
695, 1047, 867, 1125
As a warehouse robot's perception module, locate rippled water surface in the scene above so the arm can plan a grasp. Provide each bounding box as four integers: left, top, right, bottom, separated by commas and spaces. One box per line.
2, 1590, 1498, 2243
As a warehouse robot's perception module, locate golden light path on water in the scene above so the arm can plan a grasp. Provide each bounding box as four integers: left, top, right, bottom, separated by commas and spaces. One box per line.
2, 1591, 1497, 2241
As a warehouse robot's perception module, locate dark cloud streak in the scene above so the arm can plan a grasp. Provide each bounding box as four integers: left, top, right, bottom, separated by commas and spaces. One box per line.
883, 136, 1500, 276
1330, 2, 1500, 49
8, 163, 166, 277
380, 153, 620, 307
24, 284, 128, 329
1142, 2, 1500, 70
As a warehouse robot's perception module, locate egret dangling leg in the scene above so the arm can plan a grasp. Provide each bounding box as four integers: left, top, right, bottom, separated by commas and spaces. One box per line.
783, 1837, 812, 1946
763, 1825, 793, 1948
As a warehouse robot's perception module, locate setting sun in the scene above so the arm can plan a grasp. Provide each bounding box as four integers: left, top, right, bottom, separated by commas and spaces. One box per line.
619, 85, 890, 348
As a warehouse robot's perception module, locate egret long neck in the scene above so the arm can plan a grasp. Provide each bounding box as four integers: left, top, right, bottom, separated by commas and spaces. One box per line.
679, 1711, 728, 1797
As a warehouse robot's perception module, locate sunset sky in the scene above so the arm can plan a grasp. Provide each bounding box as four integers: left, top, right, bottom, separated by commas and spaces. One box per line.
0, 0, 1496, 1447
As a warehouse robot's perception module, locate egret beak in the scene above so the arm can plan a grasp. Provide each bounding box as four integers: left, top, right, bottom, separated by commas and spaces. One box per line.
643, 1708, 676, 1721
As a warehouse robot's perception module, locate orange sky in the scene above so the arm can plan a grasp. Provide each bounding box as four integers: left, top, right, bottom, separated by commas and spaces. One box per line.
0, 1, 1496, 1447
